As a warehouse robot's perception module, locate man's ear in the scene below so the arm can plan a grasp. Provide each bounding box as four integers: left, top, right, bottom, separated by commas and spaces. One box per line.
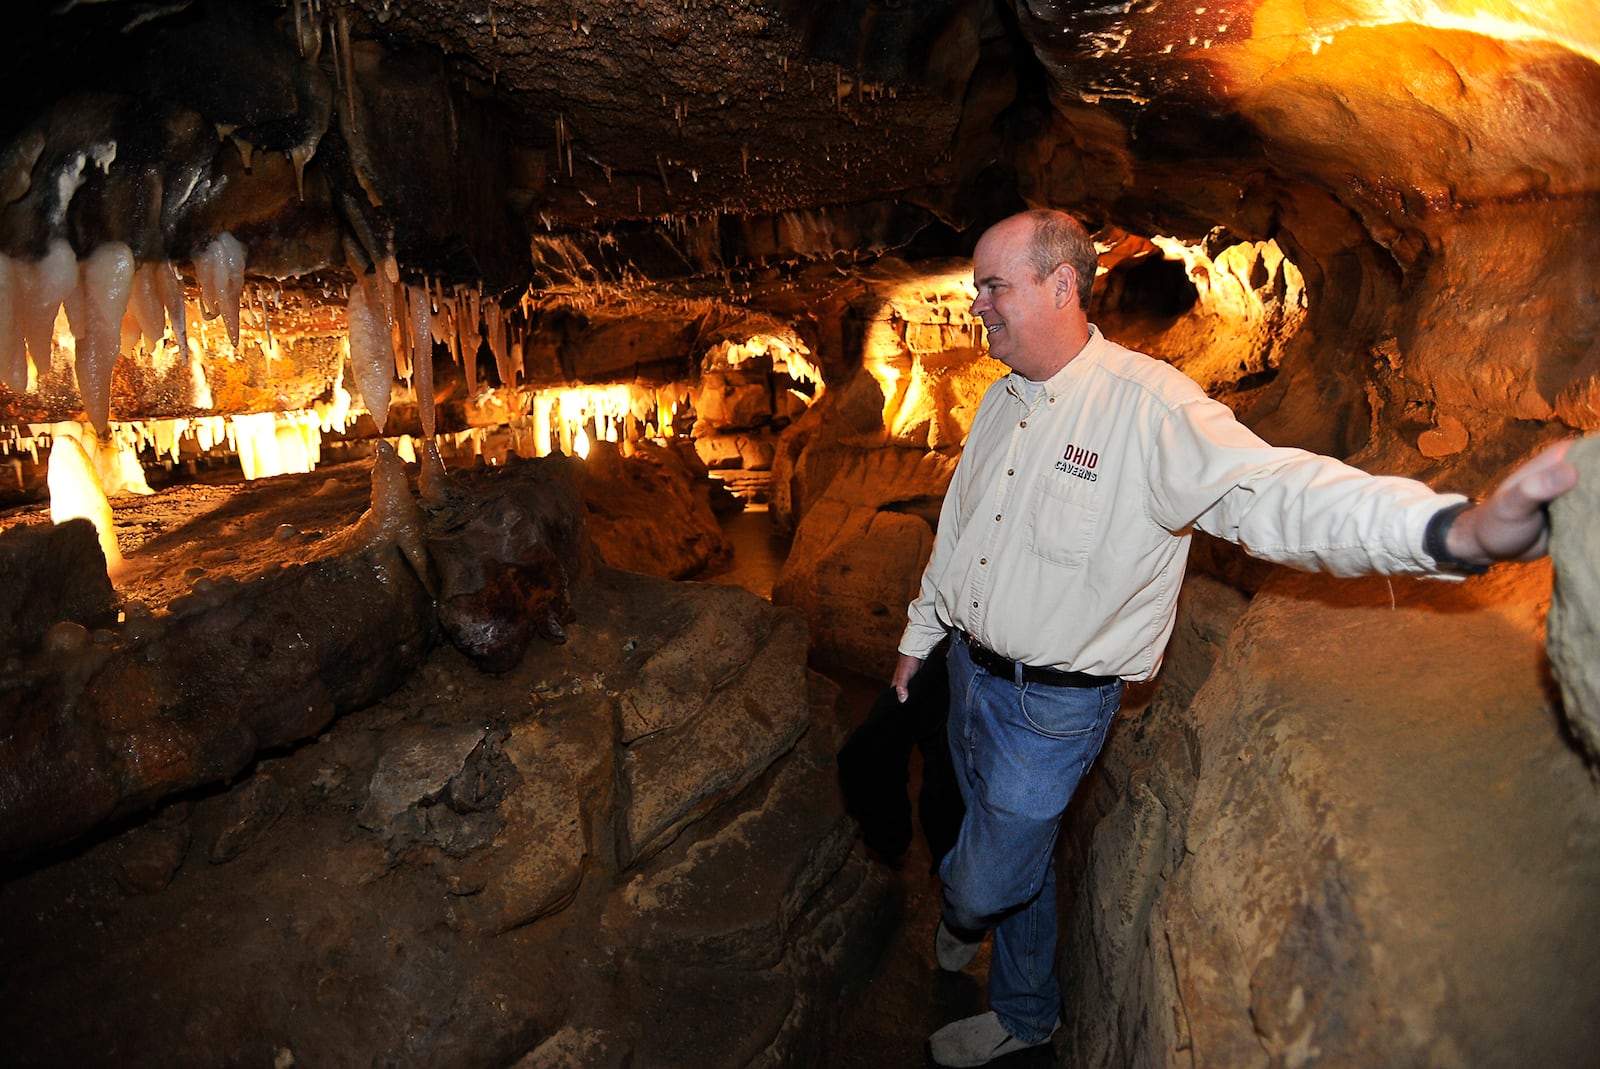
1054, 265, 1077, 307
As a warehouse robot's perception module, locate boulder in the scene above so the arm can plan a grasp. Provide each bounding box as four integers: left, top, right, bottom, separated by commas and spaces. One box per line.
0, 517, 115, 658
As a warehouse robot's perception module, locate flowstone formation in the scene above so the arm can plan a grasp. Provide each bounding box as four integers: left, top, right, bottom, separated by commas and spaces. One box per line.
0, 451, 884, 1068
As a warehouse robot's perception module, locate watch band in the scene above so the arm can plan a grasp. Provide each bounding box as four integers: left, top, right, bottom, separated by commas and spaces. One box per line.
1423, 500, 1490, 576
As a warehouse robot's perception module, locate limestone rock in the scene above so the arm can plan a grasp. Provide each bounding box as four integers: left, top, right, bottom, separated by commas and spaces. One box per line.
1060, 567, 1600, 1068
773, 498, 935, 680
1547, 432, 1600, 762
583, 439, 732, 580
606, 728, 856, 969
209, 771, 289, 863
619, 604, 812, 866
0, 563, 885, 1069
0, 518, 115, 658
694, 434, 745, 470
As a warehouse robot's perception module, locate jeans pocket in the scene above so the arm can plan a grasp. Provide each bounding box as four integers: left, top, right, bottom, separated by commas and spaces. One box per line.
1017, 684, 1109, 740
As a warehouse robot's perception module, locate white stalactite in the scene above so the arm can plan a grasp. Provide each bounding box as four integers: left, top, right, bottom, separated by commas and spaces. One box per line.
346, 272, 394, 431
153, 260, 189, 365
194, 232, 246, 348
64, 243, 135, 436
19, 239, 77, 385
127, 261, 168, 353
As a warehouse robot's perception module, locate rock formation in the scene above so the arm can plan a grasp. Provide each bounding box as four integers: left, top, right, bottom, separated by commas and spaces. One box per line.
0, 455, 885, 1068
0, 1, 1597, 1066
1547, 433, 1600, 761
1057, 553, 1600, 1068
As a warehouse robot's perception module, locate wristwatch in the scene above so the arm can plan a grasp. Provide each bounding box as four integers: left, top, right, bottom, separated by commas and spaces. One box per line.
1423, 500, 1490, 576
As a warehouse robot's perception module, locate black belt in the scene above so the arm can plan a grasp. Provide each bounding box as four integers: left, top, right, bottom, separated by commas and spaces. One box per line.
960, 632, 1115, 688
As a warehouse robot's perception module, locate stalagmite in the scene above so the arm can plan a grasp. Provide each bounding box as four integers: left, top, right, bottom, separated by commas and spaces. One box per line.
417, 437, 455, 506
408, 283, 436, 438
47, 432, 122, 572
63, 242, 136, 436
194, 232, 246, 348
19, 238, 77, 384
334, 440, 429, 584
346, 271, 394, 431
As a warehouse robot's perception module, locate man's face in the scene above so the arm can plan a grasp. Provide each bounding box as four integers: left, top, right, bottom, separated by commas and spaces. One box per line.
969, 219, 1062, 381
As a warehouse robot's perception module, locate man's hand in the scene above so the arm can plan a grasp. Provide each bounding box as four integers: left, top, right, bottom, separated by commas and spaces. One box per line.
1449, 440, 1580, 564
892, 652, 925, 703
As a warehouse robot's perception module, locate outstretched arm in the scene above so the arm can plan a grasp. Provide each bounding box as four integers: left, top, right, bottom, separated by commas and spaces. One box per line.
1446, 441, 1580, 566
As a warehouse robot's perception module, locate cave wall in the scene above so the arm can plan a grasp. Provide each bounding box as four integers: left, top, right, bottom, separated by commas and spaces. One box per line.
2, 2, 1599, 1067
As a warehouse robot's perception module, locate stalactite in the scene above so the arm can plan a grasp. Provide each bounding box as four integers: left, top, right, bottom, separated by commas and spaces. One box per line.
346, 271, 394, 431
194, 233, 246, 349
408, 283, 435, 439
127, 262, 167, 353
391, 280, 412, 381
18, 239, 77, 387
62, 243, 135, 436
485, 299, 510, 385
150, 261, 189, 367
459, 287, 481, 395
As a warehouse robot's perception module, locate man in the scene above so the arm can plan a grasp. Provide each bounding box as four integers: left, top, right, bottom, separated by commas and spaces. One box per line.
891, 209, 1577, 1068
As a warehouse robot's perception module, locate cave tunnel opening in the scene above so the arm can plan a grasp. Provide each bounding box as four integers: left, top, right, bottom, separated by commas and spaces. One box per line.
1097, 253, 1201, 319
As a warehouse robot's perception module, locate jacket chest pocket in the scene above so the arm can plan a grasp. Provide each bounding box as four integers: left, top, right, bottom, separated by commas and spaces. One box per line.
1026, 472, 1103, 567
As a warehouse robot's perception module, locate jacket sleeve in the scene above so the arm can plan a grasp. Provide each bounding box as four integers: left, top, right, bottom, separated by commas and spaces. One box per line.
1147, 394, 1457, 576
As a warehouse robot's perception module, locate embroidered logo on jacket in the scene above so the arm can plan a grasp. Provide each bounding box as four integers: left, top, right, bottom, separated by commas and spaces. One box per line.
1054, 442, 1099, 482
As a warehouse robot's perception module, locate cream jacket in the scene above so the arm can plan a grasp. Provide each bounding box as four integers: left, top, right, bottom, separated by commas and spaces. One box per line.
899, 328, 1463, 682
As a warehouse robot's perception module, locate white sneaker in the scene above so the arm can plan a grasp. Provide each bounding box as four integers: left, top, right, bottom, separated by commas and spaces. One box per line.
934, 918, 983, 971
927, 1011, 1056, 1067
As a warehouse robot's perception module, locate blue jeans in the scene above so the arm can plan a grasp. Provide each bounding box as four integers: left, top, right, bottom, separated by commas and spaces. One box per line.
939, 633, 1123, 1043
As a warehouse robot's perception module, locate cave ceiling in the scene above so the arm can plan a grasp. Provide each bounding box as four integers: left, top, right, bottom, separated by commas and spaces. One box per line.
2, 0, 1597, 427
